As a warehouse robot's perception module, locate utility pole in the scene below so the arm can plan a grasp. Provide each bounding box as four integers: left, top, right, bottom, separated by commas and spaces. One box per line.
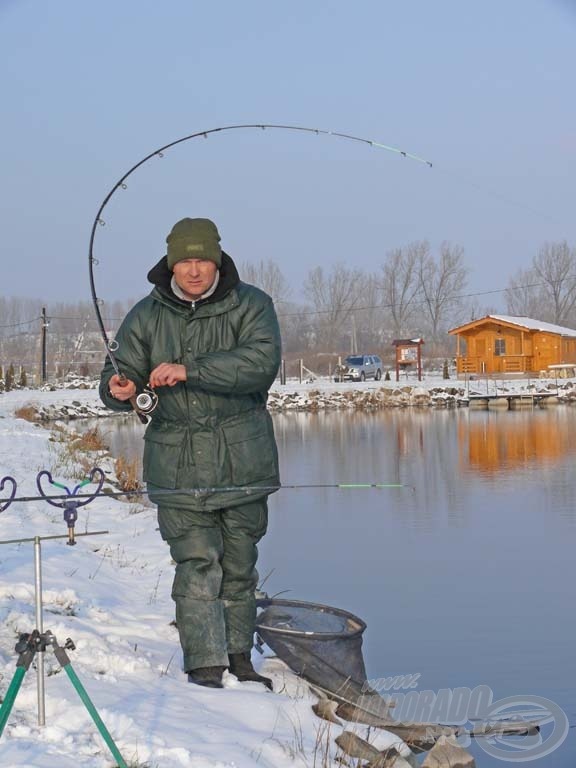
350, 314, 357, 354
41, 308, 48, 383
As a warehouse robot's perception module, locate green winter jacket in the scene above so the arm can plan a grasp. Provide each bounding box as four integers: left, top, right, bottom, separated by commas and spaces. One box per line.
99, 252, 281, 510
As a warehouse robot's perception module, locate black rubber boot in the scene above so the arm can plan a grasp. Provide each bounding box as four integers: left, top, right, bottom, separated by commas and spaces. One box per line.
187, 665, 226, 688
228, 652, 273, 690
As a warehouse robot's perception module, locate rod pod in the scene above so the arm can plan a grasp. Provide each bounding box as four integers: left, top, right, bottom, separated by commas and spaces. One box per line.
0, 629, 128, 768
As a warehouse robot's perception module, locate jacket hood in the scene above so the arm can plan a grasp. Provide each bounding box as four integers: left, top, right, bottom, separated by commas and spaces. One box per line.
147, 251, 240, 305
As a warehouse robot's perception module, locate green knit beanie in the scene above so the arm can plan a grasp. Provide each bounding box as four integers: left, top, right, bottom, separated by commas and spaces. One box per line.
166, 218, 222, 270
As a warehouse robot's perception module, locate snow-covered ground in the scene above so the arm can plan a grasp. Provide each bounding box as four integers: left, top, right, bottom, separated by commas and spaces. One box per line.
0, 387, 412, 768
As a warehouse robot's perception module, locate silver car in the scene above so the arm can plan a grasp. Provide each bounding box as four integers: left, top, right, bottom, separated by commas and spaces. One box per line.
334, 354, 383, 382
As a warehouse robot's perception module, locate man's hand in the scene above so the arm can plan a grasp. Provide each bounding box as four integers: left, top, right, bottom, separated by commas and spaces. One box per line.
109, 374, 137, 401
149, 363, 187, 388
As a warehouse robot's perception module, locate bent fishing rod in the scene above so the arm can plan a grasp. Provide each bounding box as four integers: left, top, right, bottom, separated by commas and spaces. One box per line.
89, 123, 433, 420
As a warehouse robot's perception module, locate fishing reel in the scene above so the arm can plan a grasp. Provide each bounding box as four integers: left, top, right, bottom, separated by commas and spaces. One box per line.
135, 387, 159, 415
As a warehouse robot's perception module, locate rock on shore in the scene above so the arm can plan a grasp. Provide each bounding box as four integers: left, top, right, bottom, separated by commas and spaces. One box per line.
267, 386, 468, 411
4, 377, 576, 420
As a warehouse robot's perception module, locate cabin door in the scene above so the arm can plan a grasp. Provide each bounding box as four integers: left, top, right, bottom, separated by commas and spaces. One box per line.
533, 335, 556, 371
475, 338, 490, 374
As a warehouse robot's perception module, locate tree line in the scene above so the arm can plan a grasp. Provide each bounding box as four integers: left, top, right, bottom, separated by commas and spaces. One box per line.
242, 240, 471, 356
243, 239, 576, 359
1, 239, 574, 382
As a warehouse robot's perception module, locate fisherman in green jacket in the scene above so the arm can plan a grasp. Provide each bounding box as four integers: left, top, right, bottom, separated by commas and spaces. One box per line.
99, 217, 281, 689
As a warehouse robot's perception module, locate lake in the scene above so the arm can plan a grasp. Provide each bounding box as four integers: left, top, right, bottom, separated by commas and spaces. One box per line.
97, 406, 576, 767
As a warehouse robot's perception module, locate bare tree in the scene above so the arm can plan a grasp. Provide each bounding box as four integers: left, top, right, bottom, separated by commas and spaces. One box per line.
304, 264, 364, 349
505, 241, 576, 326
417, 241, 468, 340
379, 242, 426, 337
239, 259, 291, 304
276, 302, 316, 353
466, 296, 500, 323
533, 241, 576, 325
356, 272, 384, 349
505, 267, 543, 317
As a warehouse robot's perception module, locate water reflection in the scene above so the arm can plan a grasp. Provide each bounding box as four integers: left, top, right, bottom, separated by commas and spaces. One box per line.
274, 406, 576, 482
461, 408, 576, 477
95, 407, 576, 526
273, 409, 466, 529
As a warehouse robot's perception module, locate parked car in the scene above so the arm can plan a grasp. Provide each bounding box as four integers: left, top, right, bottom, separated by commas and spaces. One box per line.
334, 354, 383, 382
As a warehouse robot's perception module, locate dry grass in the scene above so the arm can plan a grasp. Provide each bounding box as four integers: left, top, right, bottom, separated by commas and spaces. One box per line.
14, 404, 39, 422
69, 427, 107, 453
114, 454, 142, 493
46, 424, 142, 494
47, 425, 109, 479
48, 423, 68, 441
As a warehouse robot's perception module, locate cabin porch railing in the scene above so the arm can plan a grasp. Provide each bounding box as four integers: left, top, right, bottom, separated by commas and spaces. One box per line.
457, 357, 480, 374
500, 355, 532, 373
456, 355, 534, 374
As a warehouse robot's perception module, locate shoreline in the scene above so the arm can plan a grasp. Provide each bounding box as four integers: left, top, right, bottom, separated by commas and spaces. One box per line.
1, 375, 576, 421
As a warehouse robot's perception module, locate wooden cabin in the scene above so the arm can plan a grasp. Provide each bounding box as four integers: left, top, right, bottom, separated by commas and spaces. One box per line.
448, 315, 576, 376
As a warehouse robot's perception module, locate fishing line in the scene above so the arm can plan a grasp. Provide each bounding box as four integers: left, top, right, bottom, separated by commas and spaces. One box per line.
434, 165, 567, 228
88, 123, 432, 393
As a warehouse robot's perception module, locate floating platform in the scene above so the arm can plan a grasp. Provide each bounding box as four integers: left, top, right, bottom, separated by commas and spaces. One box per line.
468, 392, 560, 410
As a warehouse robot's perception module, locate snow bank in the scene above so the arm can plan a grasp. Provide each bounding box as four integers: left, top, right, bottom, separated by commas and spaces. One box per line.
3, 371, 576, 421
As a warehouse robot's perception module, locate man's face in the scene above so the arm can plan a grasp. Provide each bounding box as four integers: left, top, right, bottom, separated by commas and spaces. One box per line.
172, 258, 218, 299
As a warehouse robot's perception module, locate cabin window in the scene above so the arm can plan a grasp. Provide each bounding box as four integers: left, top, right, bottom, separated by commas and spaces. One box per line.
494, 338, 506, 356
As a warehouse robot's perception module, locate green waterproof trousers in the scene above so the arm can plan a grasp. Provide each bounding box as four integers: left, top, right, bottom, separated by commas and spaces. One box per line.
157, 499, 268, 672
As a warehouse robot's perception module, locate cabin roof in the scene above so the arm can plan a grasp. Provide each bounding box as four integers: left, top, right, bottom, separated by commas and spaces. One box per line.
449, 314, 576, 338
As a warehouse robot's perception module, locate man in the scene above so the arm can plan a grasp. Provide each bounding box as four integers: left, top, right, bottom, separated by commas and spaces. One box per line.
99, 217, 281, 689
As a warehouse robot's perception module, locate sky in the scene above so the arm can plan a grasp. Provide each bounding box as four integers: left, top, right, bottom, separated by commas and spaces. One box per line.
1, 0, 575, 309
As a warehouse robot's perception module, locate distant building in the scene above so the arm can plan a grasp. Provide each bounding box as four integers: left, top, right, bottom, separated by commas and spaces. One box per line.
448, 315, 576, 376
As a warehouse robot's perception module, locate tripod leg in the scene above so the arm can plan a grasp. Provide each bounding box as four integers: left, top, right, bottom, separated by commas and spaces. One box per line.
62, 663, 128, 768
0, 667, 26, 738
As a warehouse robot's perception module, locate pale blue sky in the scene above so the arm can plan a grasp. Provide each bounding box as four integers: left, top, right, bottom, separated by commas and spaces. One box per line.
1, 0, 575, 305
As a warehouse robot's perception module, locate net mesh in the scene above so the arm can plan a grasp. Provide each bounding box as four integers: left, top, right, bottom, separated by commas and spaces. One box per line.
256, 599, 372, 703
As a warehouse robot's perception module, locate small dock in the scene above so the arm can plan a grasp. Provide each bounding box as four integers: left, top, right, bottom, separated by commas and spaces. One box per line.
468, 392, 559, 410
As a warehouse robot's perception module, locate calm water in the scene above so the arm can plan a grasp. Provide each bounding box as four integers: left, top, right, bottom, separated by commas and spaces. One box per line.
98, 406, 576, 767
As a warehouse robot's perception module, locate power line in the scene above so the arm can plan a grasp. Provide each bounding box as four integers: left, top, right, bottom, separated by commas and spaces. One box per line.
0, 317, 41, 329
276, 278, 576, 319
